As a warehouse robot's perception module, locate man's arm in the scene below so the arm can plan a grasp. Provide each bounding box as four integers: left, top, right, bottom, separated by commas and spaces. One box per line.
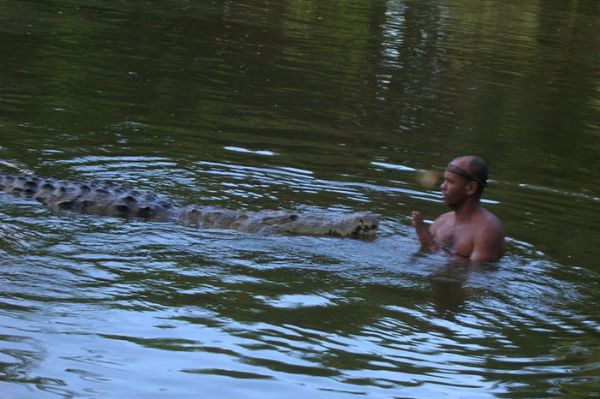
411, 211, 438, 252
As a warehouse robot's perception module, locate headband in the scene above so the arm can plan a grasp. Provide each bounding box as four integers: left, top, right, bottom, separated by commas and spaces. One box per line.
446, 164, 487, 187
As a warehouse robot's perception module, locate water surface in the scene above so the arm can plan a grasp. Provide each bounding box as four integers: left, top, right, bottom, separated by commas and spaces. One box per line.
1, 0, 599, 398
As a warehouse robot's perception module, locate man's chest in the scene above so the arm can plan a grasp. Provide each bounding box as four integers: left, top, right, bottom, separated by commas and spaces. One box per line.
435, 223, 474, 257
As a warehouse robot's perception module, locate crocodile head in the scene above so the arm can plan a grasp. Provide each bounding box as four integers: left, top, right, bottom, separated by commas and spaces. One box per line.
348, 214, 380, 238
271, 212, 380, 238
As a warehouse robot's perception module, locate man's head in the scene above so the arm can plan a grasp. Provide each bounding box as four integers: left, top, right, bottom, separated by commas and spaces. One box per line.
441, 156, 488, 207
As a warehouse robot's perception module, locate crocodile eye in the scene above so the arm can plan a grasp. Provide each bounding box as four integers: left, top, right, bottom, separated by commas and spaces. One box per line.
58, 201, 74, 210
115, 205, 130, 215
137, 207, 154, 218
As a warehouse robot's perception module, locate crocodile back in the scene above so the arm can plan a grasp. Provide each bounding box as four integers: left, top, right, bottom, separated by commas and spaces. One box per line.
0, 173, 176, 220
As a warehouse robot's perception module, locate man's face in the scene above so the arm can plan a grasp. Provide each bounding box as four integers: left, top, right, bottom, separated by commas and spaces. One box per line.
440, 169, 469, 208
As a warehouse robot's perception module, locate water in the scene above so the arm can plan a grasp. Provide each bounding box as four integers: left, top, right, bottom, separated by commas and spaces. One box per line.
1, 0, 599, 398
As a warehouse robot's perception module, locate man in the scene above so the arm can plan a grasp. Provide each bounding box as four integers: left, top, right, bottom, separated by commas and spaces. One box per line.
412, 155, 504, 263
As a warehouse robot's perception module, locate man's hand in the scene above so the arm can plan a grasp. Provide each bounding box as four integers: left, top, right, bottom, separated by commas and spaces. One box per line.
411, 211, 438, 252
411, 211, 423, 227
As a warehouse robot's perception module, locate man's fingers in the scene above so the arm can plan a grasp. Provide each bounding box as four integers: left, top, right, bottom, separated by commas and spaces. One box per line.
411, 211, 422, 226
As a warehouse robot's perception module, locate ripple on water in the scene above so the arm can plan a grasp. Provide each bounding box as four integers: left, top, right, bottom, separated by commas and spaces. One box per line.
1, 188, 599, 398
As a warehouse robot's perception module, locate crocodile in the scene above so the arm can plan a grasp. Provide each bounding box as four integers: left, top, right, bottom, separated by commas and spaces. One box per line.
0, 172, 379, 238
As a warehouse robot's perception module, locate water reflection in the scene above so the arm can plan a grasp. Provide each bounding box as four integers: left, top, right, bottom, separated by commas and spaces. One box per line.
1, 0, 600, 397
1, 204, 599, 397
429, 263, 477, 317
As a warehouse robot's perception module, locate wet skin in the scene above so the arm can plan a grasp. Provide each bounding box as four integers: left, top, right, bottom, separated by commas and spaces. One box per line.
412, 157, 504, 263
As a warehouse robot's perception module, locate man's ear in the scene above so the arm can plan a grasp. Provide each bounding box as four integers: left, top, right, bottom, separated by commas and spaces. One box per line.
466, 181, 478, 196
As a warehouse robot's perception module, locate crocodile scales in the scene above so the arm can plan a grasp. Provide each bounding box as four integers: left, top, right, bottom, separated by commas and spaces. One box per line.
0, 172, 379, 238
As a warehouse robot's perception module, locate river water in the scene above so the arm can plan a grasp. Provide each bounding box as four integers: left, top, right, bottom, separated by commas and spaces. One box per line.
0, 0, 599, 398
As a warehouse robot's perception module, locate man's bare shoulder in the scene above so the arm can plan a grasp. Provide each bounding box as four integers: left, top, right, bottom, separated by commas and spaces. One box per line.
479, 208, 503, 233
474, 208, 504, 250
471, 209, 504, 262
433, 211, 454, 224
430, 211, 453, 232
